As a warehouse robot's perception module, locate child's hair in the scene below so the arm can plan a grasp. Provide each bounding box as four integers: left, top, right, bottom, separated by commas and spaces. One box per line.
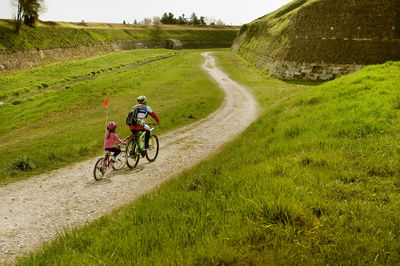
106, 128, 115, 139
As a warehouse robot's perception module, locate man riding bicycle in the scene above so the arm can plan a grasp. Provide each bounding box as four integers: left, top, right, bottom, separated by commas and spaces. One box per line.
125, 95, 160, 150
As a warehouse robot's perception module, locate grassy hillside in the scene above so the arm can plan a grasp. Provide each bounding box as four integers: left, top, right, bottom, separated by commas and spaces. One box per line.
0, 20, 239, 51
17, 52, 400, 264
234, 0, 400, 65
0, 49, 225, 185
233, 0, 309, 57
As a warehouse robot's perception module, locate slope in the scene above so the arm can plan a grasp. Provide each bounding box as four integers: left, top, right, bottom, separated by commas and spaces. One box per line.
233, 0, 400, 80
16, 53, 400, 264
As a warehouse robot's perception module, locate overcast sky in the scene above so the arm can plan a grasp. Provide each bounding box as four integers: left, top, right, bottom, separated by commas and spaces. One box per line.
0, 0, 293, 25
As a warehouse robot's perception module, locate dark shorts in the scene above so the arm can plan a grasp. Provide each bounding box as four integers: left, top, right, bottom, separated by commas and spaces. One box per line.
104, 147, 121, 157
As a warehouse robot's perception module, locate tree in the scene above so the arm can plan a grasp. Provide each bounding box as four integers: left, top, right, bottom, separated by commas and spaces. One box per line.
189, 12, 200, 25
153, 16, 162, 38
11, 0, 23, 32
177, 14, 187, 25
23, 0, 43, 27
216, 19, 225, 26
11, 0, 45, 32
153, 16, 161, 26
168, 12, 177, 24
142, 18, 152, 25
199, 16, 206, 26
160, 12, 169, 24
160, 12, 177, 24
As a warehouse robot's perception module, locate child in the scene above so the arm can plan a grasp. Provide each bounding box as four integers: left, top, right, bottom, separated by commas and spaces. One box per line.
104, 122, 127, 162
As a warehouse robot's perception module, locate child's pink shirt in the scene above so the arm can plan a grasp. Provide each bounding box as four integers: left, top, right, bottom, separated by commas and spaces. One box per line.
104, 132, 126, 150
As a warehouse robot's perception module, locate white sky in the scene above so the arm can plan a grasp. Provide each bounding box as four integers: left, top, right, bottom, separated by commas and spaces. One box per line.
0, 0, 293, 26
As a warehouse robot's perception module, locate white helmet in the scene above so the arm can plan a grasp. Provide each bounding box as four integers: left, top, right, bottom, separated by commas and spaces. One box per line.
137, 95, 147, 103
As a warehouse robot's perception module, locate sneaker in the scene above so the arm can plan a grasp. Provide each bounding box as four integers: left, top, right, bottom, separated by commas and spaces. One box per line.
144, 146, 152, 151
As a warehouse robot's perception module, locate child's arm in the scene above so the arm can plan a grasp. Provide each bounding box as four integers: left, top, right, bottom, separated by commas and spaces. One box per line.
114, 134, 127, 145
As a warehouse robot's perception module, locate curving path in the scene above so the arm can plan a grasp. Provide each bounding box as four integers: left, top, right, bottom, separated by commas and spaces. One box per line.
0, 52, 259, 264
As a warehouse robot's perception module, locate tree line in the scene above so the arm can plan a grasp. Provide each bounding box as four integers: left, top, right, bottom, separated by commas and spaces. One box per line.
161, 12, 207, 25
131, 13, 225, 26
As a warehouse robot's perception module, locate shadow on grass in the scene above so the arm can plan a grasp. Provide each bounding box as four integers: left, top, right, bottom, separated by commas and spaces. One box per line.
282, 79, 326, 86
39, 20, 60, 27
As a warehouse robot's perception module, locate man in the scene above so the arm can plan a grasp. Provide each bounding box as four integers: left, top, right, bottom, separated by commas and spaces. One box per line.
126, 95, 159, 150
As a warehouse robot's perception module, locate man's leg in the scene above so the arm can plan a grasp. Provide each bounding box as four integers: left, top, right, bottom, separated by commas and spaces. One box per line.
145, 130, 150, 149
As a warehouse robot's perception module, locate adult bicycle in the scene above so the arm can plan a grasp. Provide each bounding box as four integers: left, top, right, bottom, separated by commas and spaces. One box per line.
125, 123, 159, 169
93, 145, 127, 181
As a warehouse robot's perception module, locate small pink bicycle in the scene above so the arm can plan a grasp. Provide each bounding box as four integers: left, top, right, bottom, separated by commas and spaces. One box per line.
93, 145, 127, 181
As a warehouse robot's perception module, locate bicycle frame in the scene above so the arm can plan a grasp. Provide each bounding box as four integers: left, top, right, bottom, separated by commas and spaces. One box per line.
137, 131, 146, 151
129, 124, 156, 154
125, 123, 158, 169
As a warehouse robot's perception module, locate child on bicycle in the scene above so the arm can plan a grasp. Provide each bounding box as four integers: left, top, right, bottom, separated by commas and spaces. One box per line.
104, 122, 127, 162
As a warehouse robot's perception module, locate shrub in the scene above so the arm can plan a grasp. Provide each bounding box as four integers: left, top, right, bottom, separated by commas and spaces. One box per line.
9, 156, 36, 171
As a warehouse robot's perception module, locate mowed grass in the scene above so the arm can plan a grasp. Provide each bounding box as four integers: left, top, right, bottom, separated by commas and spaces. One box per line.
0, 49, 173, 101
17, 52, 400, 265
0, 49, 224, 185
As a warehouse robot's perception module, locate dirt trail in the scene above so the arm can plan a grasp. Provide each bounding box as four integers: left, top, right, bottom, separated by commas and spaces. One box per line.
0, 52, 259, 264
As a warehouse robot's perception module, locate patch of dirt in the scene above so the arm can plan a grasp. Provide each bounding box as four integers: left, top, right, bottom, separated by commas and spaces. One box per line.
0, 52, 259, 264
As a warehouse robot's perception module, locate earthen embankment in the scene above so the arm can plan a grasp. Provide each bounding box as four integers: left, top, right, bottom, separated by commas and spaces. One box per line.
234, 0, 400, 80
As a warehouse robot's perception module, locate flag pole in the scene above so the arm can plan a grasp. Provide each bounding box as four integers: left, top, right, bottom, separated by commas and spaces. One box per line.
102, 93, 110, 133
105, 104, 109, 133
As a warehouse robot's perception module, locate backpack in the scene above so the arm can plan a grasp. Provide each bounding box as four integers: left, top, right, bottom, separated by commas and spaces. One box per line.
126, 105, 147, 126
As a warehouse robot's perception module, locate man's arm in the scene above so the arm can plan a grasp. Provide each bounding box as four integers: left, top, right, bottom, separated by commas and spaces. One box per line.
149, 112, 160, 124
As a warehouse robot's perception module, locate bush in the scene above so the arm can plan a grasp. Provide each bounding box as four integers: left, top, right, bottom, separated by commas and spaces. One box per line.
9, 156, 36, 171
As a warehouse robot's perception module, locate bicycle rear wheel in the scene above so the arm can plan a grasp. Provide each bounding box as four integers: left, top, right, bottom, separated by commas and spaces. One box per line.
93, 157, 105, 181
112, 151, 127, 170
126, 139, 140, 169
146, 134, 159, 162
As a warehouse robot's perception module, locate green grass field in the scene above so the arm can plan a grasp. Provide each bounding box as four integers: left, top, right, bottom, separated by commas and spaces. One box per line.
0, 49, 224, 185
16, 51, 400, 265
0, 49, 174, 101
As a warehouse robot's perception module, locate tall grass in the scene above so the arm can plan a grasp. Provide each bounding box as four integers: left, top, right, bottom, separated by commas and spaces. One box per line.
0, 49, 224, 185
17, 52, 400, 265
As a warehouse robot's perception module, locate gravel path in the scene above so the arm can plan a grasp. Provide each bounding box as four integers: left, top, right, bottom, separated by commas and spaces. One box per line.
0, 52, 259, 264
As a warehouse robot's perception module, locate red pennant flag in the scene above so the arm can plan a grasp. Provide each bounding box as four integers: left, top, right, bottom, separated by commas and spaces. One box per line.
102, 94, 109, 106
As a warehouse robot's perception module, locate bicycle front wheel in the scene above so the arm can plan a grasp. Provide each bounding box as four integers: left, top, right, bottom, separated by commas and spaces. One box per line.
112, 151, 127, 170
146, 134, 159, 162
93, 157, 105, 181
126, 139, 140, 169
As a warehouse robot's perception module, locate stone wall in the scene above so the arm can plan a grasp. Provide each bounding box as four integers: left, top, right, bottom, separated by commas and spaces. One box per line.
240, 46, 362, 80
